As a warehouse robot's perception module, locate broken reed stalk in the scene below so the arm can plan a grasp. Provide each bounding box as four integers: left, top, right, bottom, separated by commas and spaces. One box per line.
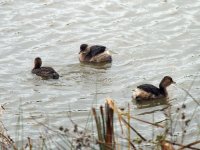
105, 99, 137, 149
105, 101, 114, 148
92, 100, 115, 150
92, 108, 105, 150
100, 106, 106, 140
27, 137, 32, 150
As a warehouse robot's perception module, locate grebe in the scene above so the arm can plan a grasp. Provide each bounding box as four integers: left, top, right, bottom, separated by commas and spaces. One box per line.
79, 44, 112, 63
31, 57, 59, 79
132, 76, 175, 100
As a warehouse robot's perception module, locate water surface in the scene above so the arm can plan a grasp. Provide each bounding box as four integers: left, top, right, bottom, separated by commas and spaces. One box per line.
0, 0, 200, 148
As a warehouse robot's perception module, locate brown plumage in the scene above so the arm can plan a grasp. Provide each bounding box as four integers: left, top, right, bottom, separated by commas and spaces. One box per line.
31, 57, 59, 79
79, 44, 112, 63
132, 76, 175, 101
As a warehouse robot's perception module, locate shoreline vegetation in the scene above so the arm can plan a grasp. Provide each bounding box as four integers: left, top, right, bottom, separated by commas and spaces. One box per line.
0, 88, 200, 150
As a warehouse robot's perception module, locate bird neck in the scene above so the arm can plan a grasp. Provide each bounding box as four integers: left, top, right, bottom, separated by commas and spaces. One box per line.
159, 84, 167, 96
34, 64, 41, 69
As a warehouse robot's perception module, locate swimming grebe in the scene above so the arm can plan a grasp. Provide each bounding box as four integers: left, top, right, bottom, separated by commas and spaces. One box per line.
31, 57, 59, 79
79, 44, 112, 63
132, 76, 175, 100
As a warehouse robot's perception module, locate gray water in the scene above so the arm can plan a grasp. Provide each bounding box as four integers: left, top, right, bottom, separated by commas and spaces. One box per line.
0, 0, 200, 149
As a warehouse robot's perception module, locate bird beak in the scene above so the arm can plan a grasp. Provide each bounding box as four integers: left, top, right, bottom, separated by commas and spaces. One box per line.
172, 81, 176, 84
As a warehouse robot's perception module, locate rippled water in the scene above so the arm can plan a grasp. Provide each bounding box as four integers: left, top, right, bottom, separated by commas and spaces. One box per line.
0, 0, 200, 148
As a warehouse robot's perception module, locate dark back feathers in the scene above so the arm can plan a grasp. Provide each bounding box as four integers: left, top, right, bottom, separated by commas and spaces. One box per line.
137, 84, 163, 96
32, 67, 59, 79
89, 45, 106, 57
